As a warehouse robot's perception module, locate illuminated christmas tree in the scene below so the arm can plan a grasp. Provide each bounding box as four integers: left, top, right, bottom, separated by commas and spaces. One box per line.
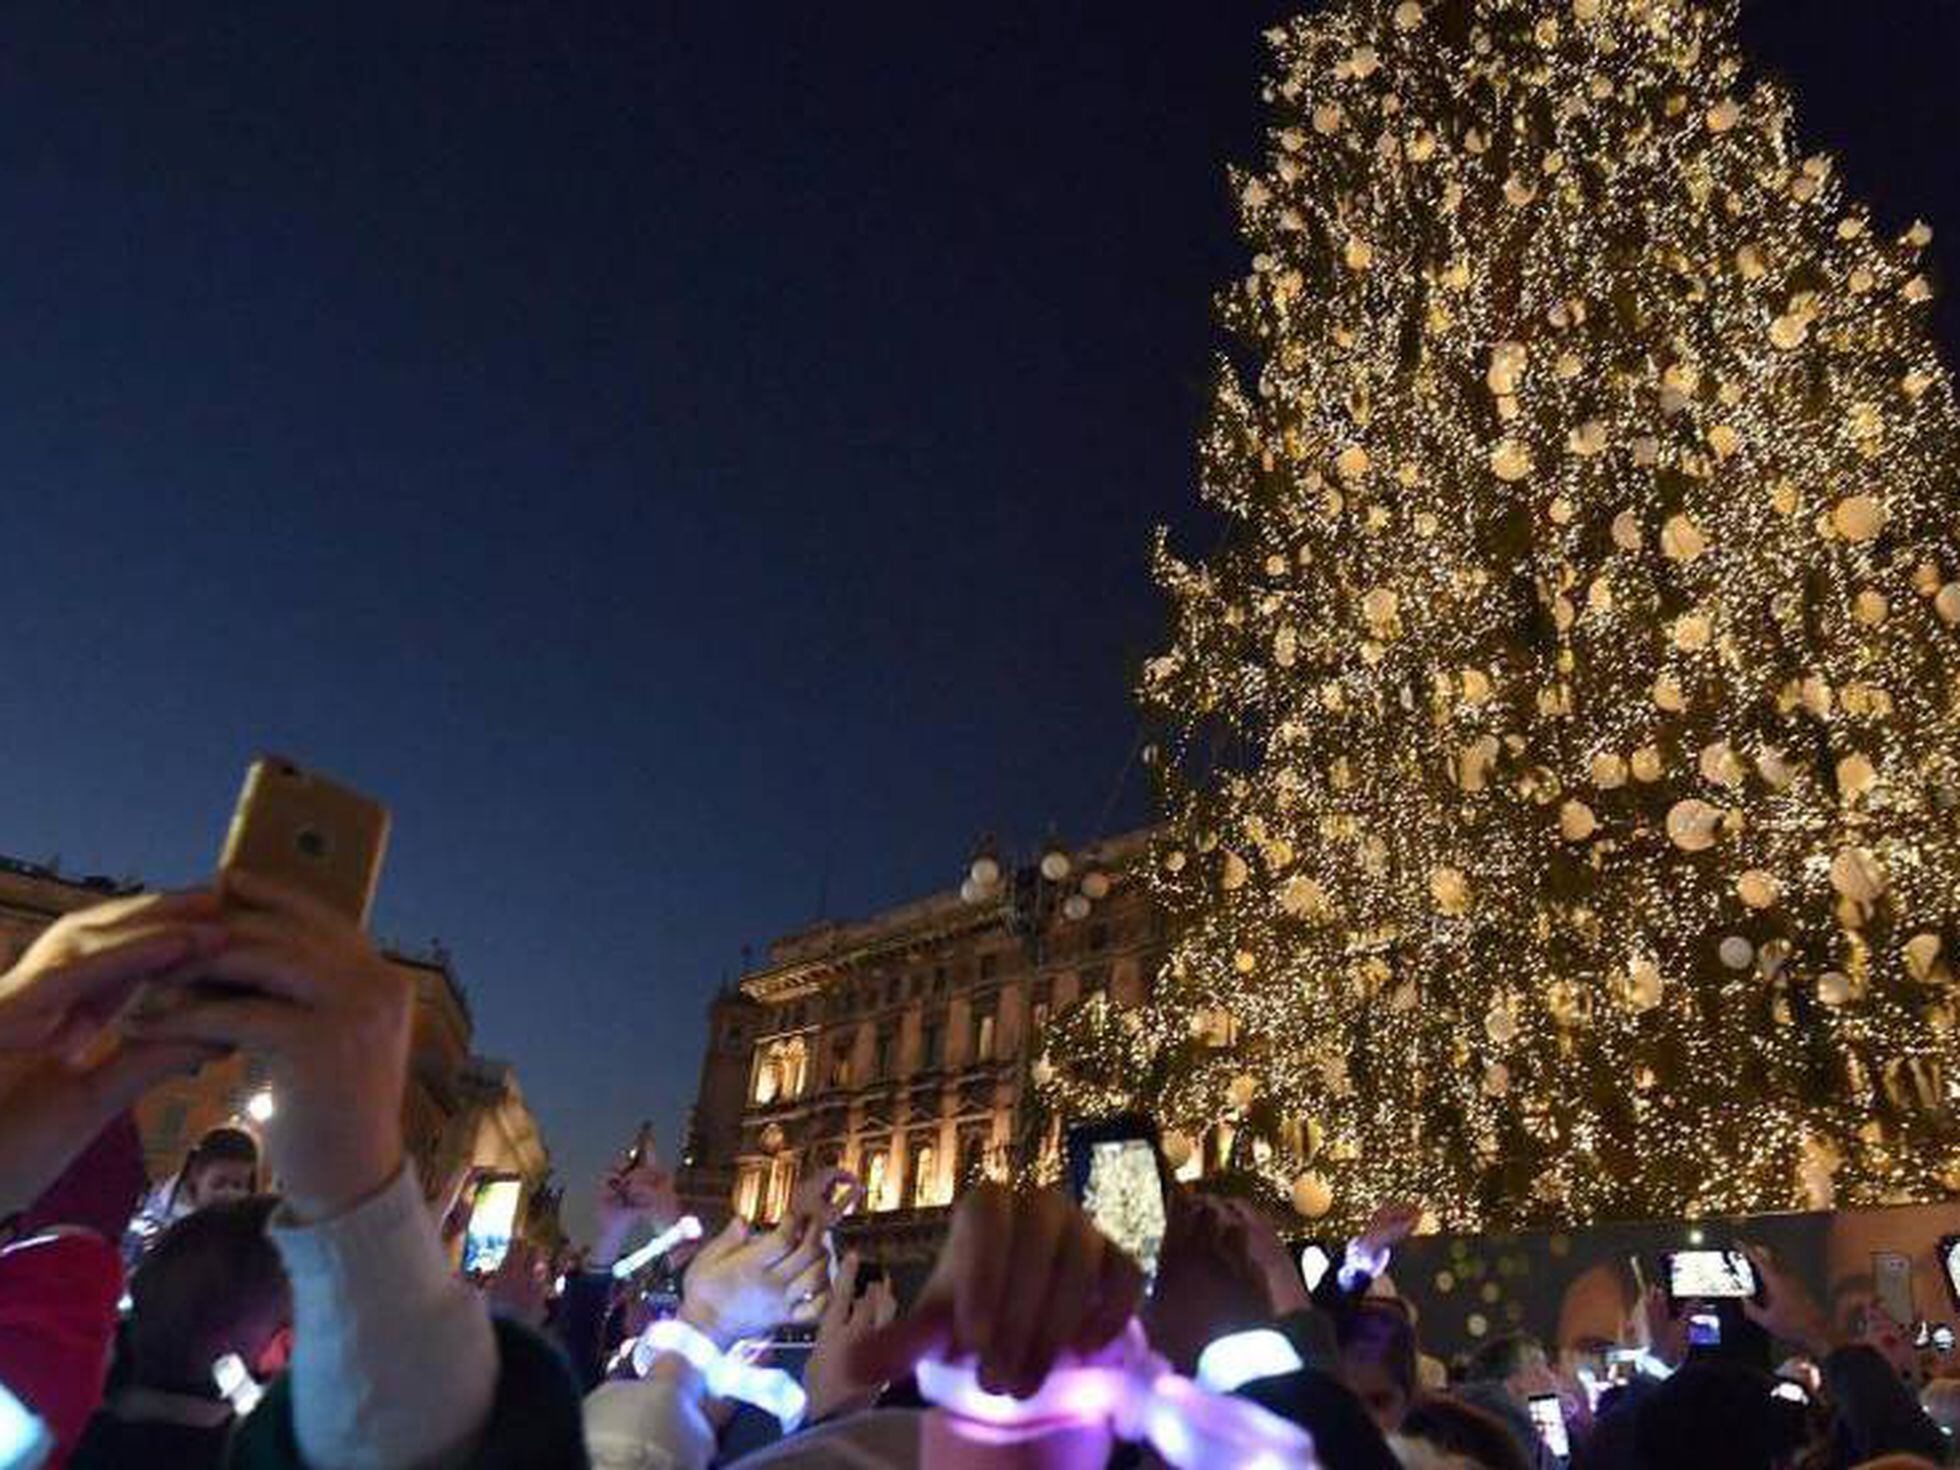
1039, 0, 1960, 1230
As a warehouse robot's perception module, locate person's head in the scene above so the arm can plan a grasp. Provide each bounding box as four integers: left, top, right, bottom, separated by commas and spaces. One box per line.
1397, 1392, 1535, 1470
177, 1127, 259, 1211
1337, 1298, 1418, 1433
128, 1195, 291, 1397
1633, 1358, 1807, 1470
1462, 1332, 1553, 1404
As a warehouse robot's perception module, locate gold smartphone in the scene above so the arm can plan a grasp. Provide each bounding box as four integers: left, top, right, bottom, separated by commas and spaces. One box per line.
219, 757, 390, 927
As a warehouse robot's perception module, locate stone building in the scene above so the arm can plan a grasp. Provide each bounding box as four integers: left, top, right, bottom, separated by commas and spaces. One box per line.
676, 832, 1163, 1265
0, 854, 554, 1234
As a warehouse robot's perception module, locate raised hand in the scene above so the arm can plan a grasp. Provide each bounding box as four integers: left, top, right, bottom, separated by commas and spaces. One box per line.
0, 889, 227, 1057
125, 869, 414, 1223
0, 892, 230, 1215
1742, 1243, 1836, 1357
848, 1183, 1144, 1400
593, 1158, 681, 1269
677, 1214, 831, 1349
804, 1252, 899, 1422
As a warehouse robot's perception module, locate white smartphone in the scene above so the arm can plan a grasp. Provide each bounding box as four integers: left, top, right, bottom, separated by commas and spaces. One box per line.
1665, 1249, 1758, 1301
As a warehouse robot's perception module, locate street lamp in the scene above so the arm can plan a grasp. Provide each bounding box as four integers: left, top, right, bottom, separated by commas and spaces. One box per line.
958, 835, 1112, 956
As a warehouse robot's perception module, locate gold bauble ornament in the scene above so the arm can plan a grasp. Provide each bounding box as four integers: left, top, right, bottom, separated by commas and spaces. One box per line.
1592, 753, 1628, 789
1631, 746, 1664, 782
1393, 0, 1423, 29
1278, 874, 1331, 921
1831, 495, 1886, 542
1818, 972, 1853, 1007
1666, 799, 1723, 852
1736, 871, 1780, 909
1830, 846, 1887, 902
1718, 935, 1755, 970
1227, 1072, 1259, 1109
1611, 511, 1643, 551
1291, 1172, 1334, 1219
1221, 851, 1250, 891
1837, 753, 1878, 803
1559, 800, 1597, 841
1490, 439, 1534, 481
1430, 866, 1470, 915
1904, 934, 1947, 984
1661, 514, 1708, 562
1625, 959, 1663, 1012
1938, 584, 1960, 625
1699, 741, 1745, 787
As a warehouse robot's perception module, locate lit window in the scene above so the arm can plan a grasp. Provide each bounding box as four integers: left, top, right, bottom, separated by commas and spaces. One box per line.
974, 1008, 997, 1062
734, 1166, 763, 1221
864, 1149, 892, 1211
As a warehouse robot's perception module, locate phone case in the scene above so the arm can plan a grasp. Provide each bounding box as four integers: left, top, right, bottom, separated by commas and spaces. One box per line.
220, 757, 390, 926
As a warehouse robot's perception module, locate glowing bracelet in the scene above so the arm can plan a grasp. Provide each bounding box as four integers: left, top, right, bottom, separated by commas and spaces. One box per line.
1195, 1327, 1305, 1395
915, 1320, 1317, 1470
630, 1316, 807, 1432
610, 1214, 704, 1280
1338, 1238, 1389, 1295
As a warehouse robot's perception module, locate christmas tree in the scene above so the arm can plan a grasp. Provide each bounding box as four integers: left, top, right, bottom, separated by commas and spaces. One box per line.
1038, 0, 1960, 1231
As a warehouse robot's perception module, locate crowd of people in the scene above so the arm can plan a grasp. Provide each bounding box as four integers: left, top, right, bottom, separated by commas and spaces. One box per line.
1, 880, 1957, 1468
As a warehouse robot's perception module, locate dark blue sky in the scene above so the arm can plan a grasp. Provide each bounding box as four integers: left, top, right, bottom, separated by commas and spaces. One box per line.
0, 2, 1952, 1238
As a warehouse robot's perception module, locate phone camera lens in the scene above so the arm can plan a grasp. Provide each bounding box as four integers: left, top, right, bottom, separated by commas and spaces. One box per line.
295, 827, 329, 860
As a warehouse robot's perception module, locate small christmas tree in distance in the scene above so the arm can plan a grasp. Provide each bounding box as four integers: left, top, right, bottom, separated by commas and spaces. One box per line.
1039, 0, 1960, 1232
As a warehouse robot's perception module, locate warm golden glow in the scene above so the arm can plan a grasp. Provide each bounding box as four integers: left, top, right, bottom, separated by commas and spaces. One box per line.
1040, 0, 1960, 1231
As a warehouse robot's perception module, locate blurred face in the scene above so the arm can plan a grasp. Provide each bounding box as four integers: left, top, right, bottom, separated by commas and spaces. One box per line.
1340, 1354, 1410, 1433
189, 1160, 255, 1209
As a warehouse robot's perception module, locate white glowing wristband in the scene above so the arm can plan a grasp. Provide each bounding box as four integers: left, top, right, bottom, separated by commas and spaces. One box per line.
611, 1214, 704, 1280
631, 1316, 807, 1431
1339, 1238, 1389, 1294
1195, 1327, 1305, 1395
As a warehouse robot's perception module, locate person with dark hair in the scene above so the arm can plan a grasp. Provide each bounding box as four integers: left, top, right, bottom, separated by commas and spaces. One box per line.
124, 1124, 261, 1264
71, 1195, 291, 1470
1337, 1298, 1419, 1435
1397, 1392, 1537, 1470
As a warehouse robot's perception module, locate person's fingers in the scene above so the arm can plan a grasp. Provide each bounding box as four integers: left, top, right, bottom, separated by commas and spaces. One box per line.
1013, 1214, 1097, 1396
786, 1248, 831, 1307
73, 889, 225, 932
78, 1037, 228, 1109
983, 1192, 1070, 1394
161, 943, 325, 1004
121, 992, 306, 1054
949, 1185, 1014, 1366
1074, 1237, 1145, 1354
788, 1289, 830, 1326
869, 1279, 898, 1329
6, 927, 224, 1038
768, 1216, 829, 1283
848, 1296, 953, 1384
220, 868, 354, 933
825, 1252, 861, 1329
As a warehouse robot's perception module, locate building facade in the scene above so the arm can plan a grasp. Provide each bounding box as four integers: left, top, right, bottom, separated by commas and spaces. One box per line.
0, 855, 554, 1233
676, 832, 1164, 1265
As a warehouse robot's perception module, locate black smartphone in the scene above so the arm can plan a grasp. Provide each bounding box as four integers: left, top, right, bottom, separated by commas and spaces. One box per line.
1065, 1113, 1170, 1289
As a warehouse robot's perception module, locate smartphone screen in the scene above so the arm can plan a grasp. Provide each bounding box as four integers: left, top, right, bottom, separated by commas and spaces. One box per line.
1874, 1251, 1914, 1328
1666, 1249, 1757, 1300
1687, 1309, 1722, 1347
1772, 1379, 1810, 1406
462, 1177, 523, 1274
0, 1379, 51, 1470
1080, 1138, 1168, 1286
1941, 1238, 1960, 1313
1299, 1241, 1333, 1294
1528, 1394, 1571, 1460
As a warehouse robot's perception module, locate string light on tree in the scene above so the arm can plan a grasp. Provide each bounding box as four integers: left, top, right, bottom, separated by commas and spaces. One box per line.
1037, 0, 1960, 1230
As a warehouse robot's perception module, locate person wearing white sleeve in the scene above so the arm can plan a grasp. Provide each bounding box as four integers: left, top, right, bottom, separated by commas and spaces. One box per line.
127, 869, 500, 1469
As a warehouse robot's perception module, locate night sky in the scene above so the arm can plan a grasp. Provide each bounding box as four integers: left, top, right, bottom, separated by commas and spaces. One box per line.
0, 2, 1953, 1240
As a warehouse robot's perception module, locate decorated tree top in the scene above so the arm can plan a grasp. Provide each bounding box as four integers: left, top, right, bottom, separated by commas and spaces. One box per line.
1040, 0, 1960, 1230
